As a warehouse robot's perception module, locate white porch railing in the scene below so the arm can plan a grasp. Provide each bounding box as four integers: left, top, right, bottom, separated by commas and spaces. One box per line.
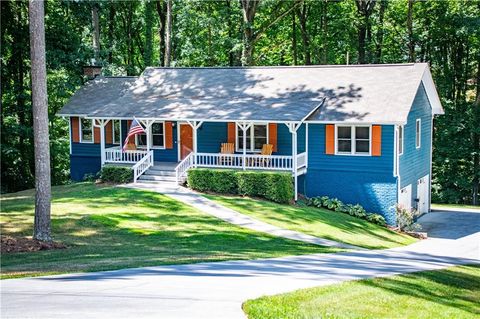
105, 146, 148, 164
132, 150, 154, 183
175, 153, 195, 183
195, 153, 295, 170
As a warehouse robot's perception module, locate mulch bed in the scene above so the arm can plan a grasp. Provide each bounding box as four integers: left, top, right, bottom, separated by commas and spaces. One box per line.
1, 236, 66, 253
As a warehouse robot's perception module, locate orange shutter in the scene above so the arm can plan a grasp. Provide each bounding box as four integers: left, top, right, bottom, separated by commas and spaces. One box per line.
372, 125, 382, 156
71, 117, 80, 142
165, 121, 173, 149
268, 123, 277, 152
105, 121, 113, 144
227, 122, 236, 145
325, 124, 335, 155
127, 120, 135, 143
93, 120, 100, 143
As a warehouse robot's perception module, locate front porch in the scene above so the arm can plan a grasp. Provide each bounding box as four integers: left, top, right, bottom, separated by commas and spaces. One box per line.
95, 119, 309, 199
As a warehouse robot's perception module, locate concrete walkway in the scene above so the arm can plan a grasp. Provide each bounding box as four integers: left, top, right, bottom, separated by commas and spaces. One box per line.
127, 182, 360, 250
2, 228, 478, 319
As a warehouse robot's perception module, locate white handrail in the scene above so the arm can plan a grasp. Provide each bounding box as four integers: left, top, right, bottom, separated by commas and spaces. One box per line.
296, 152, 307, 169
175, 153, 195, 183
132, 150, 154, 183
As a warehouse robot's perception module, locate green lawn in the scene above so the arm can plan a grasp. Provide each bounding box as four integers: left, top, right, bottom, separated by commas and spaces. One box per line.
432, 203, 480, 210
0, 183, 337, 279
243, 264, 480, 319
205, 194, 416, 249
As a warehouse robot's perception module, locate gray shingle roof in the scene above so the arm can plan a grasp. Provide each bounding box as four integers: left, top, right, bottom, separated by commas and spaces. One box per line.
58, 63, 442, 123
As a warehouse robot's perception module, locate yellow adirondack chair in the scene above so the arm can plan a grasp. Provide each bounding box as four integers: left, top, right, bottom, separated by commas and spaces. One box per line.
220, 142, 234, 165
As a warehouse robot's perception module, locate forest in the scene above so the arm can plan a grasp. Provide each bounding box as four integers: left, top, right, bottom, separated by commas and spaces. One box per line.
1, 0, 479, 205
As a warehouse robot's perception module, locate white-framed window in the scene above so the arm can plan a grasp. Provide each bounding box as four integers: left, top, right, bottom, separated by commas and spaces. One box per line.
112, 120, 121, 145
416, 119, 421, 149
136, 121, 165, 149
236, 123, 268, 152
335, 125, 371, 155
80, 118, 94, 143
398, 125, 404, 155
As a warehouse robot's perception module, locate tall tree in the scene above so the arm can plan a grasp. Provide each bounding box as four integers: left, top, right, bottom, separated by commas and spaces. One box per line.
296, 1, 311, 65
92, 3, 100, 63
355, 0, 376, 64
156, 0, 166, 66
29, 0, 51, 242
144, 0, 154, 67
164, 0, 172, 66
407, 0, 415, 62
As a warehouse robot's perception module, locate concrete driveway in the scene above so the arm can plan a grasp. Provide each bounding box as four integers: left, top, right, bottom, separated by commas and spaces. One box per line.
418, 207, 480, 239
2, 208, 479, 319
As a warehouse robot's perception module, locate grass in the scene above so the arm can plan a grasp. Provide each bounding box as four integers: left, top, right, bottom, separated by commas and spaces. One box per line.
243, 264, 480, 319
205, 194, 417, 249
0, 183, 338, 279
432, 203, 480, 210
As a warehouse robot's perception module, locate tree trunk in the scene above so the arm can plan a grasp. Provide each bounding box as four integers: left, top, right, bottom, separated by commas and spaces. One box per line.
472, 55, 480, 205
164, 0, 172, 67
144, 0, 154, 67
108, 2, 115, 64
156, 0, 166, 66
291, 10, 297, 65
355, 0, 375, 64
321, 0, 328, 64
374, 0, 386, 63
29, 0, 51, 242
240, 0, 259, 66
407, 0, 415, 62
92, 4, 100, 63
297, 2, 311, 65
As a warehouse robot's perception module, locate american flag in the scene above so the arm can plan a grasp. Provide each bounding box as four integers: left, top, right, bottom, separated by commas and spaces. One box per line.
122, 119, 145, 152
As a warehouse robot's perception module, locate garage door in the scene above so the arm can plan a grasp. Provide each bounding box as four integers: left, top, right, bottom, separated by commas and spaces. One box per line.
417, 175, 429, 214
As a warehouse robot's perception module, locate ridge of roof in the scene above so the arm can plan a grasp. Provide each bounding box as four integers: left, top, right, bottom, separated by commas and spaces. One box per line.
143, 63, 423, 71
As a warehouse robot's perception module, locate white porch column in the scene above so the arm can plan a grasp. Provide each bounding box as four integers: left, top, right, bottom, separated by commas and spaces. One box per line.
238, 122, 252, 170
94, 119, 110, 167
286, 122, 301, 201
187, 120, 203, 167
139, 119, 155, 153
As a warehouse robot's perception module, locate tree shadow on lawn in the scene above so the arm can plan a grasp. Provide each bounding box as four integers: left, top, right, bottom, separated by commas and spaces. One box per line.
209, 195, 412, 248
359, 265, 480, 315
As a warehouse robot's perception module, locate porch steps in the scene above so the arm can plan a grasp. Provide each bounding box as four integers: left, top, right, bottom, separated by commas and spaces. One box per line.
137, 164, 177, 183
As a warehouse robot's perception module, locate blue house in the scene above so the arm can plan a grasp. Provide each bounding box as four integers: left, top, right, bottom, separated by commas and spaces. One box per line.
58, 63, 443, 225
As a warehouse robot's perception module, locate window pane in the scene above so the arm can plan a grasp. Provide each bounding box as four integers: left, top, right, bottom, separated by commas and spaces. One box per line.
338, 140, 351, 152
82, 131, 92, 141
137, 134, 147, 146
337, 126, 351, 139
254, 125, 267, 137
237, 127, 251, 150
355, 127, 369, 139
356, 140, 369, 153
113, 120, 120, 144
152, 135, 164, 146
254, 137, 267, 150
152, 123, 164, 134
81, 119, 92, 141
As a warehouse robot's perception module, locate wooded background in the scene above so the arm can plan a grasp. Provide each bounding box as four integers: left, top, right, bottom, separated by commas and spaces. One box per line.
1, 0, 479, 205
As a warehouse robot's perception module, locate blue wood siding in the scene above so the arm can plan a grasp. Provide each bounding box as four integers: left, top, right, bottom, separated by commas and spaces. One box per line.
302, 123, 398, 225
399, 84, 432, 204
197, 122, 227, 153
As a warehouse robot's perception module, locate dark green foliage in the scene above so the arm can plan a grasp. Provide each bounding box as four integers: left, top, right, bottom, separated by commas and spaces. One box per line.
306, 195, 385, 226
187, 168, 293, 203
100, 165, 133, 184
187, 168, 237, 194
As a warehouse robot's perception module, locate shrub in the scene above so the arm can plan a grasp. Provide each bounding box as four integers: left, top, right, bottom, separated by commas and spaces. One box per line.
187, 169, 294, 203
83, 172, 99, 182
366, 213, 387, 226
264, 173, 294, 204
99, 165, 133, 184
396, 205, 421, 231
187, 168, 214, 192
237, 171, 268, 197
306, 195, 385, 226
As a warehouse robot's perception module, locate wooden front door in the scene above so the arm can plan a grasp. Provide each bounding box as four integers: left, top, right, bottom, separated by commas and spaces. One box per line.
180, 124, 193, 160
